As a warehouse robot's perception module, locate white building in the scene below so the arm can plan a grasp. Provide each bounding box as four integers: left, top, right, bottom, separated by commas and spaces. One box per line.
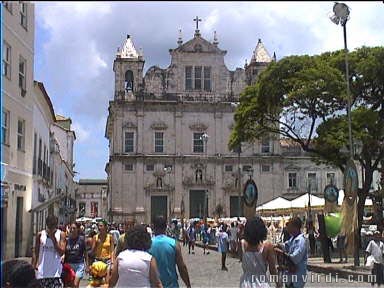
2, 1, 35, 258
105, 25, 344, 224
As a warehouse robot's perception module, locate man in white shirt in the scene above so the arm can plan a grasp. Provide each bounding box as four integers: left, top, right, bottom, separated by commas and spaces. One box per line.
366, 231, 384, 286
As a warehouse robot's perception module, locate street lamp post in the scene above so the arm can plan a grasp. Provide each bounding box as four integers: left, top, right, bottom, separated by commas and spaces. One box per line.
330, 2, 360, 267
200, 133, 209, 224
164, 166, 172, 218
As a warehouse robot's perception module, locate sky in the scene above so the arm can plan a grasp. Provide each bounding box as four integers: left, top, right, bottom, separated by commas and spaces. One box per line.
33, 1, 384, 180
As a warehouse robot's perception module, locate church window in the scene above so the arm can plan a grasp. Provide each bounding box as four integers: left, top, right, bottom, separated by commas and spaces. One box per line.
261, 164, 271, 173
185, 66, 193, 90
242, 165, 252, 172
225, 165, 233, 172
204, 67, 211, 91
327, 172, 335, 186
125, 70, 134, 91
146, 164, 154, 171
124, 131, 135, 153
154, 132, 164, 153
193, 132, 204, 153
307, 173, 317, 192
124, 163, 133, 171
194, 66, 202, 90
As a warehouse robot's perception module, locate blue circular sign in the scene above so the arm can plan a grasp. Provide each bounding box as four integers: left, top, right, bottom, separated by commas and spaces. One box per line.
324, 184, 339, 203
243, 179, 258, 207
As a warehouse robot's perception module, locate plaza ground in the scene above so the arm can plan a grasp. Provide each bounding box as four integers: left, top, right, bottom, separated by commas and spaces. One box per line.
79, 244, 372, 287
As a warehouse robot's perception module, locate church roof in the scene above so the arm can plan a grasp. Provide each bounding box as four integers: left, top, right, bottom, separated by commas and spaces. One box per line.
172, 34, 226, 55
251, 39, 272, 63
118, 35, 140, 59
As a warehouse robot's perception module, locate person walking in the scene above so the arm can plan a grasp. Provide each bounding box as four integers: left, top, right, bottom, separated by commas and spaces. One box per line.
240, 217, 278, 288
149, 216, 191, 288
109, 224, 163, 288
187, 222, 196, 254
229, 222, 238, 255
366, 231, 384, 286
64, 222, 88, 288
115, 218, 136, 257
90, 219, 115, 285
275, 217, 308, 288
216, 224, 229, 271
201, 225, 210, 255
32, 215, 66, 288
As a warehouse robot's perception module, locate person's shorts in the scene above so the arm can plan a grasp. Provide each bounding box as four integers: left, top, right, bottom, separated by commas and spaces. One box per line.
69, 262, 85, 279
38, 277, 63, 288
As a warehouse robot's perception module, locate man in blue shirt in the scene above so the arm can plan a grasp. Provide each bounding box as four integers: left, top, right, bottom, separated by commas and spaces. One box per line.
149, 216, 191, 288
276, 217, 308, 288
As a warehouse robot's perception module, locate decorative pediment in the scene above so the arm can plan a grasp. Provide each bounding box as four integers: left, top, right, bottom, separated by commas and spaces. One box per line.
189, 122, 208, 131
153, 170, 166, 177
191, 162, 205, 170
144, 182, 173, 195
284, 164, 301, 171
150, 121, 168, 130
173, 36, 226, 55
123, 121, 137, 129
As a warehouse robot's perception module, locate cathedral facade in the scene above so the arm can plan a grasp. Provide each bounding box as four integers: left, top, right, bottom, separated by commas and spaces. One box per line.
105, 25, 342, 224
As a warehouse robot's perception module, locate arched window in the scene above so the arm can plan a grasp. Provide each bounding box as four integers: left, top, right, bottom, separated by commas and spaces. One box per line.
195, 169, 203, 183
125, 70, 134, 91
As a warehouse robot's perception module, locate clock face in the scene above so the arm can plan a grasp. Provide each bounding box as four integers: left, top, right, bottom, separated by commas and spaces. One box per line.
324, 184, 339, 203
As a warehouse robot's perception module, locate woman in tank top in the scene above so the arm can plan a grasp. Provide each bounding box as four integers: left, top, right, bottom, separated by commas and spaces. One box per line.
109, 224, 162, 288
240, 217, 279, 288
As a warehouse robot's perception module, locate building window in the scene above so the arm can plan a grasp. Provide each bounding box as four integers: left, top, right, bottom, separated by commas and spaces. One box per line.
79, 202, 86, 216
194, 66, 202, 90
19, 56, 26, 94
17, 119, 25, 151
154, 132, 164, 153
261, 164, 271, 173
124, 131, 134, 153
327, 173, 336, 186
288, 173, 297, 188
185, 66, 192, 90
242, 165, 252, 172
20, 2, 27, 29
308, 173, 317, 192
146, 164, 154, 171
225, 165, 233, 172
33, 133, 37, 174
203, 67, 211, 91
3, 42, 11, 79
124, 163, 133, 171
3, 2, 12, 13
2, 110, 10, 145
193, 132, 204, 153
261, 138, 270, 153
156, 177, 162, 188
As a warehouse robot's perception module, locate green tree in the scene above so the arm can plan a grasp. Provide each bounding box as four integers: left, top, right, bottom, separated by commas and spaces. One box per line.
230, 46, 384, 265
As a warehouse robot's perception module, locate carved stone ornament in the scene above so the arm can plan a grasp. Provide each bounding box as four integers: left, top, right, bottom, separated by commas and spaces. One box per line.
123, 121, 137, 129
150, 121, 168, 130
189, 122, 208, 131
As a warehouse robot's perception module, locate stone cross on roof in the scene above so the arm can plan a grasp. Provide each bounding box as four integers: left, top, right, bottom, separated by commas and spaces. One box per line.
193, 16, 202, 30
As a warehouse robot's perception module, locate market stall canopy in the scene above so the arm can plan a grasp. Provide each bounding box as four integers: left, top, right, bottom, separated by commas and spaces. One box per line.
256, 197, 292, 211
290, 194, 325, 208
338, 190, 372, 206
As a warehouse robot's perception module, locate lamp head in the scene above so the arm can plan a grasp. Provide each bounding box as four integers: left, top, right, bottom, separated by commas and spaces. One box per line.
331, 2, 350, 26
329, 14, 340, 25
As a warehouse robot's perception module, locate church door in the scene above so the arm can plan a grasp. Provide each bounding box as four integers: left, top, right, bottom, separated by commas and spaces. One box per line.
151, 196, 167, 223
189, 190, 206, 219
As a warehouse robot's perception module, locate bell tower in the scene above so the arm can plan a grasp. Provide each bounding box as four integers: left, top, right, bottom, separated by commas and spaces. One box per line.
245, 38, 274, 85
113, 35, 144, 101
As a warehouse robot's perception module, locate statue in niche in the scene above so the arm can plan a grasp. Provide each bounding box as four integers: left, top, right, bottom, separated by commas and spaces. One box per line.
195, 169, 203, 183
156, 177, 162, 188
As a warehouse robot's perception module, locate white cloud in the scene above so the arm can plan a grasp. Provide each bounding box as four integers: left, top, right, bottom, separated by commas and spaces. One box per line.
72, 122, 90, 143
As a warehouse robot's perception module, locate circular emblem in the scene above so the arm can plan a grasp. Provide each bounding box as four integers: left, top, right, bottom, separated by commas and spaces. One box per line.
324, 184, 339, 203
243, 179, 258, 207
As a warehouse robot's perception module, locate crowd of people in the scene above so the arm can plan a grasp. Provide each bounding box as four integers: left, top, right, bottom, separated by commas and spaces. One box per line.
8, 213, 384, 288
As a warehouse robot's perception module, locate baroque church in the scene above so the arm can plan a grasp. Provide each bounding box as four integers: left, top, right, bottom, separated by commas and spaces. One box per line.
105, 20, 342, 223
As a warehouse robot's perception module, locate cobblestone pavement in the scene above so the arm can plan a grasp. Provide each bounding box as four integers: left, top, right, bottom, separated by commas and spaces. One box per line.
81, 244, 372, 287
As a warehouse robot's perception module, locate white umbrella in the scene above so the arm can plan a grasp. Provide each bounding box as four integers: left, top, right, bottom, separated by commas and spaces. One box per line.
76, 216, 92, 222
